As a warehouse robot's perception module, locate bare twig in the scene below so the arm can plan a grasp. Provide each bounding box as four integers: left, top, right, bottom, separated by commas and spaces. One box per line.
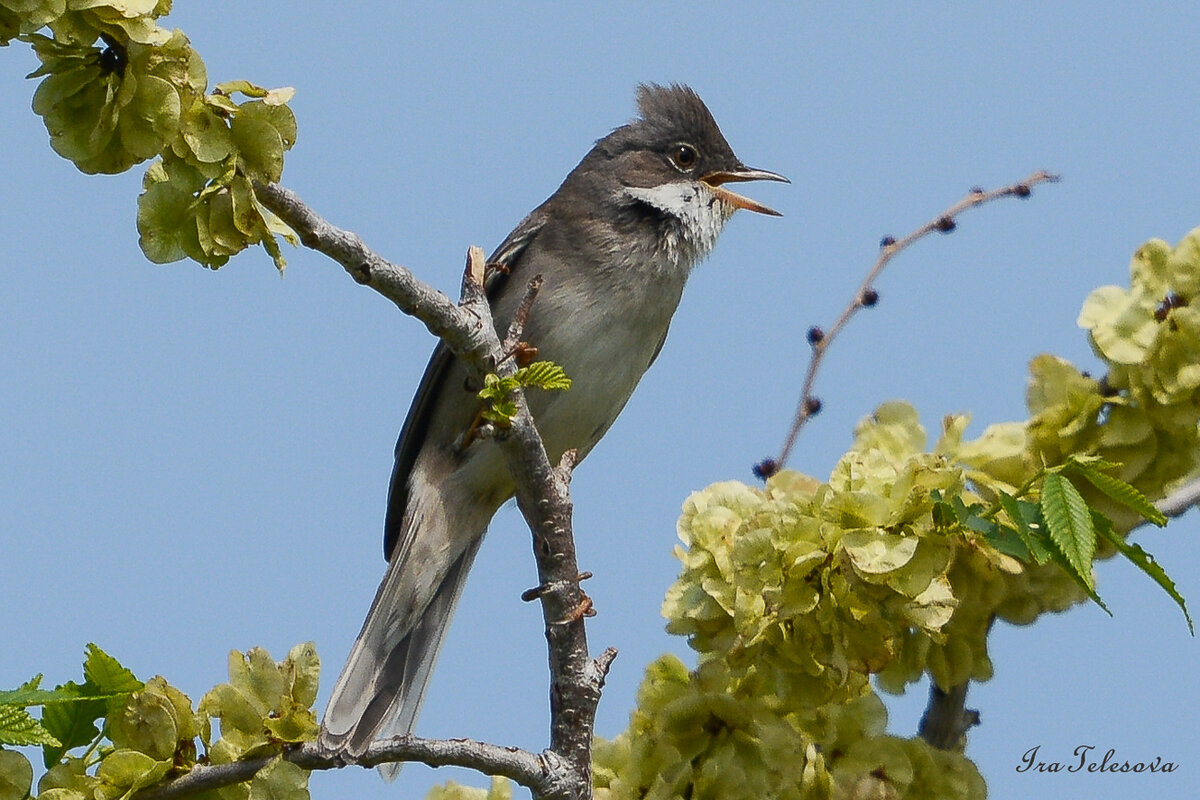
252, 182, 608, 799
505, 273, 546, 348
1156, 476, 1200, 519
758, 170, 1061, 477
134, 738, 573, 800
254, 182, 491, 362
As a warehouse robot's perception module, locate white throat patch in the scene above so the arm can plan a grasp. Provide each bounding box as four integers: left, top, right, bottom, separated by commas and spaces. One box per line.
624, 182, 735, 269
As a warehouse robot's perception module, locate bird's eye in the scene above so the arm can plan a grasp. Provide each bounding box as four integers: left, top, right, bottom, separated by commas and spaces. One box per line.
669, 144, 698, 171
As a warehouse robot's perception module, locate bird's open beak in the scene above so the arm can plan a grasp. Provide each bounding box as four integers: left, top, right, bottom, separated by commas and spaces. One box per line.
701, 167, 789, 216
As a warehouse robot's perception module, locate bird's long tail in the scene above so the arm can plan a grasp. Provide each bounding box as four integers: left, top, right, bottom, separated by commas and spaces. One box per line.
320, 513, 483, 781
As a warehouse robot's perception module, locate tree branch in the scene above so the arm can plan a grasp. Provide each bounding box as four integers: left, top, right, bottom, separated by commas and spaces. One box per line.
248, 183, 609, 799
757, 170, 1061, 478
135, 738, 572, 800
253, 182, 491, 361
918, 681, 979, 751
1156, 476, 1200, 519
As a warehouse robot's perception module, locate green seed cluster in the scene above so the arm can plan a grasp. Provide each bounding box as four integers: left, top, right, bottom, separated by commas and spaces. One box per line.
6, 1, 297, 270
0, 644, 319, 800
592, 656, 984, 800
597, 228, 1200, 798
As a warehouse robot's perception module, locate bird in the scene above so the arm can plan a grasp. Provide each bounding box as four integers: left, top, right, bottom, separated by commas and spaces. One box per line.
320, 83, 787, 777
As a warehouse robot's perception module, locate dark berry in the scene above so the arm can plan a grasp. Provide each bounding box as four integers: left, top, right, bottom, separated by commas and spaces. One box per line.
753, 458, 780, 480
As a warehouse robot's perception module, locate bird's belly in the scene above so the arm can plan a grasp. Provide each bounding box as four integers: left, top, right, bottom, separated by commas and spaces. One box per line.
525, 274, 680, 462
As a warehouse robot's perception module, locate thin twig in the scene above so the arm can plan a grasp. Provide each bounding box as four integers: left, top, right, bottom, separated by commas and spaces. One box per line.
506, 273, 546, 348
1156, 476, 1200, 519
134, 738, 572, 800
758, 170, 1061, 477
254, 182, 490, 362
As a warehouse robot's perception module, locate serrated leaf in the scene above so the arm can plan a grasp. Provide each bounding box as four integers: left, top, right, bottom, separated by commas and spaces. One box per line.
1044, 543, 1112, 616
480, 400, 518, 424
998, 493, 1052, 565
1040, 472, 1096, 589
0, 679, 75, 707
0, 704, 62, 747
1071, 460, 1167, 526
931, 499, 956, 529
981, 522, 1030, 561
83, 644, 142, 695
514, 361, 572, 391
1094, 512, 1193, 634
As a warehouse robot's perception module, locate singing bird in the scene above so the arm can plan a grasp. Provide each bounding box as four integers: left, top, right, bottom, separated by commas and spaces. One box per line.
321, 84, 786, 776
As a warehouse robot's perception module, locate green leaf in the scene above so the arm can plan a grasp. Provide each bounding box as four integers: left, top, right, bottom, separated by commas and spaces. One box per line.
980, 521, 1030, 561
1044, 544, 1112, 617
1094, 512, 1193, 634
83, 644, 142, 695
1040, 472, 1097, 589
997, 493, 1052, 565
40, 690, 105, 767
1070, 460, 1167, 526
0, 704, 61, 747
479, 399, 518, 425
514, 361, 572, 391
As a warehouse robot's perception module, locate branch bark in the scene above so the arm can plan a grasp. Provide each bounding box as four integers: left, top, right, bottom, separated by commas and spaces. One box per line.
1156, 476, 1200, 519
136, 738, 571, 800
918, 681, 980, 751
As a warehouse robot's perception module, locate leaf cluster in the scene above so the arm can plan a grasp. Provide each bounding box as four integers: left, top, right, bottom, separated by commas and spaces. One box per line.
592, 655, 984, 800
598, 228, 1200, 799
5, 1, 297, 270
0, 643, 319, 800
477, 361, 572, 425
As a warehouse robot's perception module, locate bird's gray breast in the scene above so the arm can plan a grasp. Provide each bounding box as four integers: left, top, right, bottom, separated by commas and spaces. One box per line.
496, 229, 691, 462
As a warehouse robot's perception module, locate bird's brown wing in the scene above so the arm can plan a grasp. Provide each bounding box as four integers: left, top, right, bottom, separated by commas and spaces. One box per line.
382, 208, 549, 560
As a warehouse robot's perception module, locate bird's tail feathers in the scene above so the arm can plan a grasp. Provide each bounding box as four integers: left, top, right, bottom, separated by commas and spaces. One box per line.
320, 514, 484, 781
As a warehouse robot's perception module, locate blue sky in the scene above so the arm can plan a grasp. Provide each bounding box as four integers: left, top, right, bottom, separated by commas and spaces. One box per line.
2, 3, 1198, 798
